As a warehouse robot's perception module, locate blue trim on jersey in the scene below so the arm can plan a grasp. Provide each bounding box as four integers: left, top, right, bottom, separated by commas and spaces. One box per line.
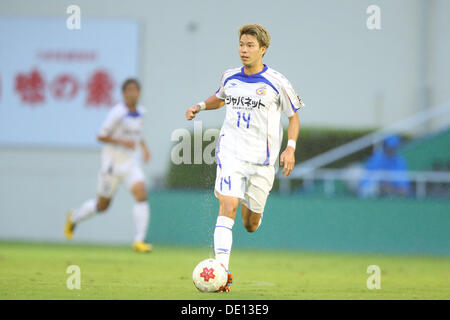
216, 155, 222, 169
215, 134, 224, 169
223, 65, 279, 94
127, 111, 141, 117
240, 64, 268, 75
287, 95, 300, 113
263, 141, 270, 165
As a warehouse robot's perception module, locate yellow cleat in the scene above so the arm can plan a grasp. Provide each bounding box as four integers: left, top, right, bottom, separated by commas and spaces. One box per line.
64, 211, 76, 240
132, 241, 153, 253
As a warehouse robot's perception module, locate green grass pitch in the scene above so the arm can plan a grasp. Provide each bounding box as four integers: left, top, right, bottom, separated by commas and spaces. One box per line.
0, 241, 449, 299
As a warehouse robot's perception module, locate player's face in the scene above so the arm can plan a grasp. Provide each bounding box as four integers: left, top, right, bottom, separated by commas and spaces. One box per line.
123, 83, 140, 106
239, 34, 266, 67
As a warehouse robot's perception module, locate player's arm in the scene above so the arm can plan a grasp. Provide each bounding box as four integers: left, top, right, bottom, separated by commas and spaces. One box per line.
97, 108, 136, 149
280, 112, 300, 177
185, 94, 225, 120
97, 135, 136, 149
140, 139, 151, 163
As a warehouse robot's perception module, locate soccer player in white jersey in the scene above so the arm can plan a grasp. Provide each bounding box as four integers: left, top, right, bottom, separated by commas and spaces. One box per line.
185, 24, 304, 291
65, 79, 153, 253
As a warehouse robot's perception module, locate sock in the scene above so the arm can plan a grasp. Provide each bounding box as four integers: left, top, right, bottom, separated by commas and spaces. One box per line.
257, 212, 264, 229
71, 199, 97, 224
214, 216, 234, 271
133, 201, 150, 242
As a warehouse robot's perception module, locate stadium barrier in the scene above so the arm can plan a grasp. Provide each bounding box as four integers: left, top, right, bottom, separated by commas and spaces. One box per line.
147, 190, 450, 256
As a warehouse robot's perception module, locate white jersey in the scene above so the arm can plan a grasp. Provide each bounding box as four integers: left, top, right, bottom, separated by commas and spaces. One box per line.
98, 102, 146, 164
215, 65, 304, 166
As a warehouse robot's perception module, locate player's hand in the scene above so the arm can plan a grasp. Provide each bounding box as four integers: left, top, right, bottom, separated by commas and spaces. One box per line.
280, 146, 295, 177
143, 147, 151, 163
185, 105, 201, 120
120, 140, 136, 150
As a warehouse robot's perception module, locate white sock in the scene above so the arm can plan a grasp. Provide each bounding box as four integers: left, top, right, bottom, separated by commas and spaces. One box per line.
71, 199, 97, 224
133, 201, 150, 242
257, 212, 263, 229
214, 216, 234, 271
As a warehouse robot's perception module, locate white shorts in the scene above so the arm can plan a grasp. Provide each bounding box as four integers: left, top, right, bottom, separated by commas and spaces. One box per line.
214, 154, 275, 214
96, 158, 145, 198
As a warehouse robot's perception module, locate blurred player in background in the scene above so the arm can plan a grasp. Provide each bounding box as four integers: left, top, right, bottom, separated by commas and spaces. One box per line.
65, 79, 153, 253
185, 24, 304, 291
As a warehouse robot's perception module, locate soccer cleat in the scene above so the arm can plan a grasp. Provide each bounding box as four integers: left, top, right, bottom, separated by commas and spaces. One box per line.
132, 241, 153, 253
219, 271, 233, 292
64, 211, 76, 240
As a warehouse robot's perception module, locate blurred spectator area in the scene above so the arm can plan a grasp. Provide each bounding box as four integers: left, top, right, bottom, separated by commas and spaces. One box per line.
401, 128, 450, 198
285, 127, 450, 198
167, 125, 450, 199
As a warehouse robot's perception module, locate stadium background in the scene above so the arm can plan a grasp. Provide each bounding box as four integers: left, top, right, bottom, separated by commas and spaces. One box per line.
1, 0, 449, 288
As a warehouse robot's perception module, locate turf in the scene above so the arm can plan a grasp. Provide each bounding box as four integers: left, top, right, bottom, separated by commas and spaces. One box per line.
0, 241, 449, 299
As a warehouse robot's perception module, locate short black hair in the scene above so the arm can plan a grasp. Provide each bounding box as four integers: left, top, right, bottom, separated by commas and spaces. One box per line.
121, 78, 141, 92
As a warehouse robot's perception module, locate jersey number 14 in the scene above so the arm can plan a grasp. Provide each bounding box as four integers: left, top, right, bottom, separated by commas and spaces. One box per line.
237, 112, 251, 128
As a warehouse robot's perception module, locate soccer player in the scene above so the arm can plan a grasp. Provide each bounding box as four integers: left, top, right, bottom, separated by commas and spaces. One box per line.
65, 79, 153, 253
185, 24, 304, 291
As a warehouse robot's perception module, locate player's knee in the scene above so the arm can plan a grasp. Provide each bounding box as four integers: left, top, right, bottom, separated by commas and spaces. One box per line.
222, 202, 238, 217
135, 192, 147, 202
136, 190, 148, 202
243, 221, 258, 233
131, 183, 147, 202
96, 200, 110, 212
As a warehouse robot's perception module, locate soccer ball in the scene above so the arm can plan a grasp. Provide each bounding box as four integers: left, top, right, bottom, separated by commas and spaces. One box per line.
192, 258, 228, 292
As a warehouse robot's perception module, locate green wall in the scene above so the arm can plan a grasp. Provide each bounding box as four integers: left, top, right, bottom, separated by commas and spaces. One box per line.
401, 129, 450, 170
147, 190, 450, 256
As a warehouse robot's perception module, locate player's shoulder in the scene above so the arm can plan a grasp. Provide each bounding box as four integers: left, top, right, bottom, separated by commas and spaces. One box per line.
109, 102, 146, 120
137, 104, 146, 116
220, 67, 242, 81
113, 102, 146, 118
264, 67, 293, 87
107, 102, 128, 117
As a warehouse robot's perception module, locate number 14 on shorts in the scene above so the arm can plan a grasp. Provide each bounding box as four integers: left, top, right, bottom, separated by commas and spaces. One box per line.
220, 176, 231, 191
